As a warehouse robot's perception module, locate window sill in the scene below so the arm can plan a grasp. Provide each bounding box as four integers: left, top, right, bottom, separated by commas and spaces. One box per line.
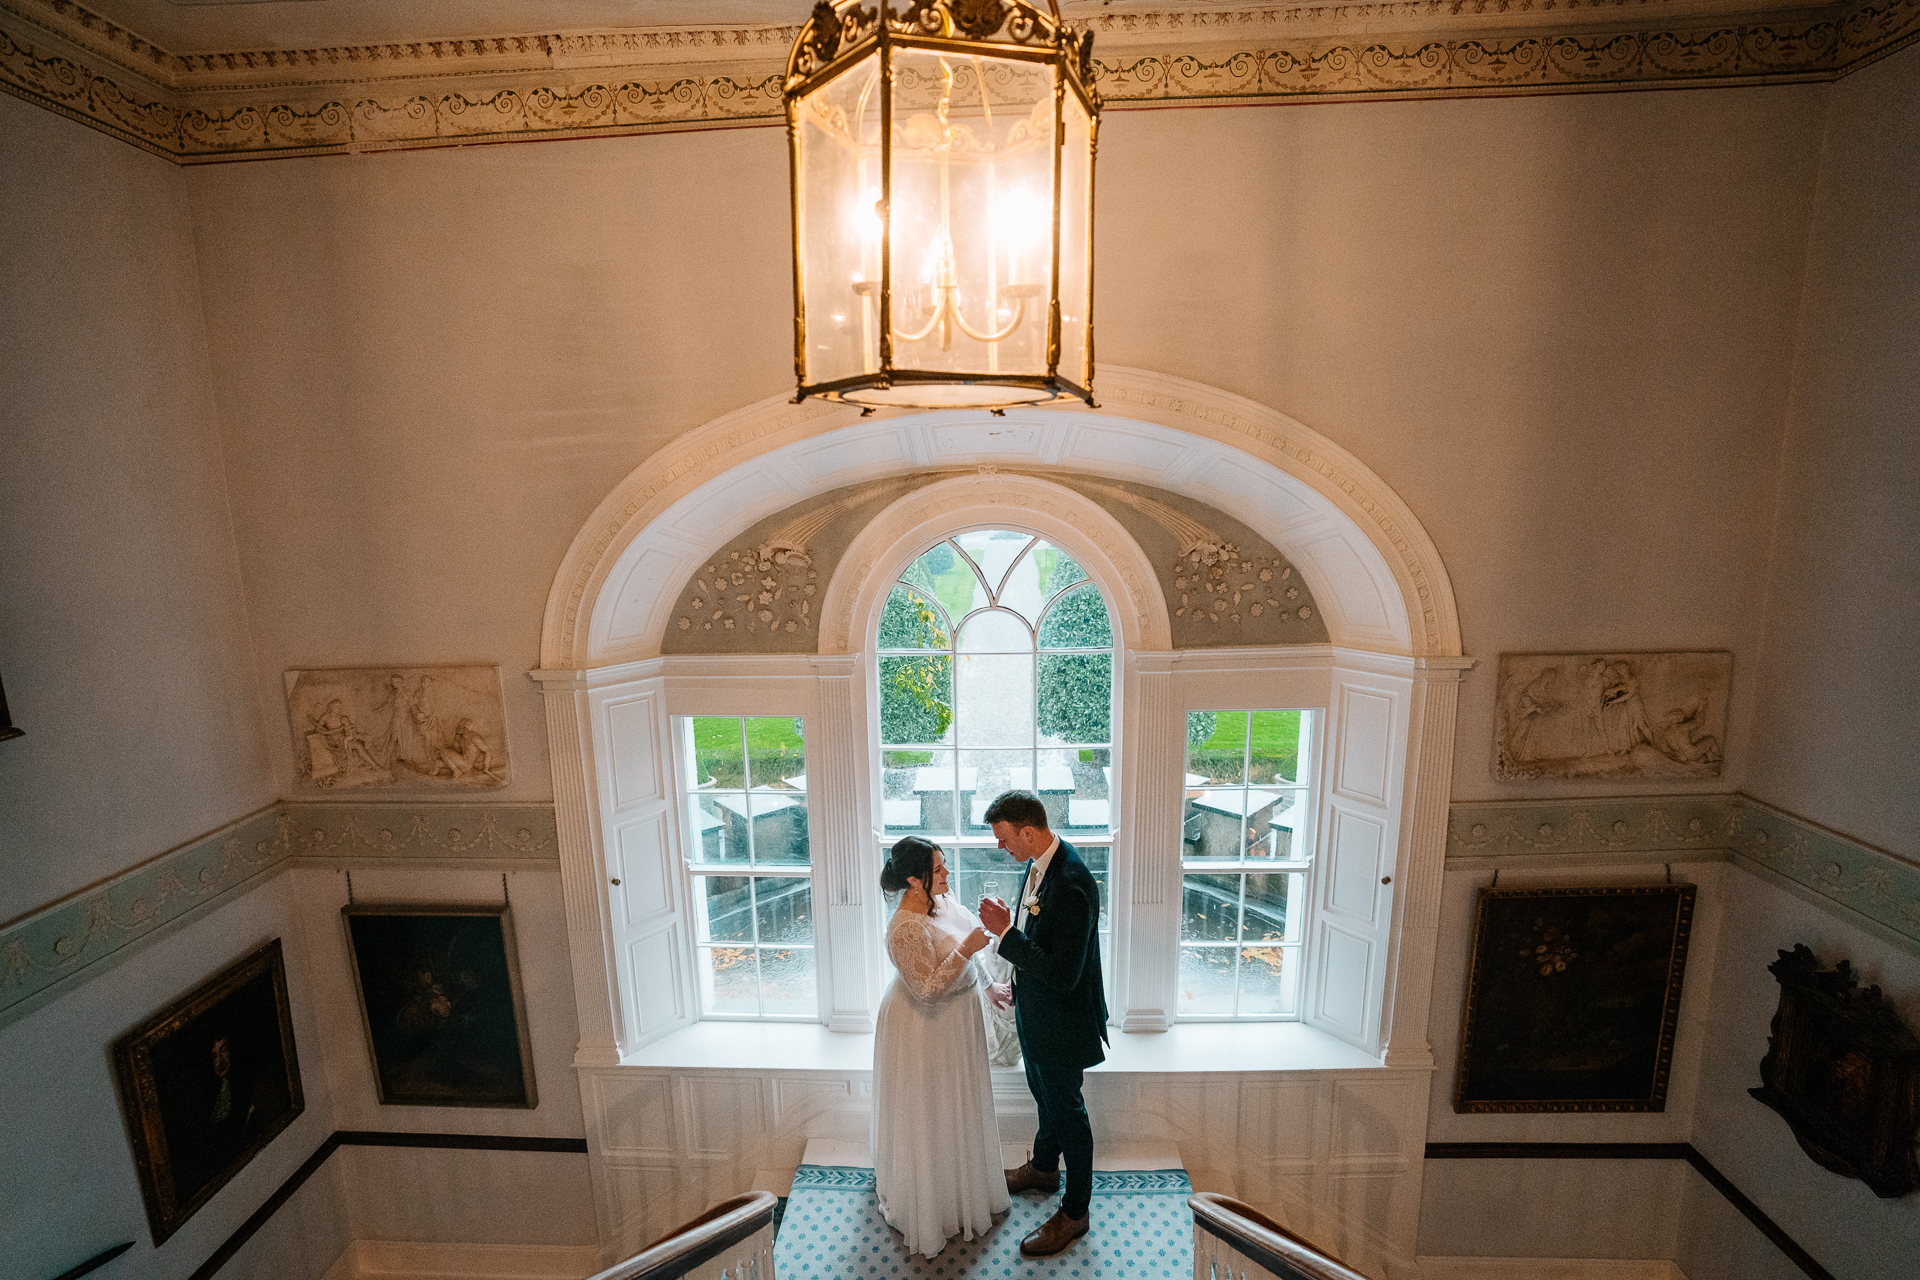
619, 1019, 1386, 1074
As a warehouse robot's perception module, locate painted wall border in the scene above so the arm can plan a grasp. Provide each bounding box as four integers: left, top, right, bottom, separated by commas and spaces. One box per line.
1, 0, 1916, 163
1446, 792, 1920, 955
0, 801, 559, 1029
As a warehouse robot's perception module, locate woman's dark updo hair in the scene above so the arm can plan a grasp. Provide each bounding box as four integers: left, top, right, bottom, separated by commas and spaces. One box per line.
881, 836, 942, 915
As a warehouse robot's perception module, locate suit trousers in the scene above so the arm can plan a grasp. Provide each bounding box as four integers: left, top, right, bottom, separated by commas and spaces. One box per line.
1022, 1049, 1093, 1219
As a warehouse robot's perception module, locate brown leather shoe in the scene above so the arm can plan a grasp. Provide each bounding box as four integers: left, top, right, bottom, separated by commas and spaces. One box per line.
1004, 1161, 1060, 1195
1019, 1206, 1090, 1257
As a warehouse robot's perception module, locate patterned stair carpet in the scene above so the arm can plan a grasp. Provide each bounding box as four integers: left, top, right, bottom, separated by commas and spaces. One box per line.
774, 1164, 1194, 1280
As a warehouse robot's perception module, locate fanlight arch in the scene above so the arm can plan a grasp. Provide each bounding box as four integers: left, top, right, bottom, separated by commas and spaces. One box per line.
540, 366, 1460, 669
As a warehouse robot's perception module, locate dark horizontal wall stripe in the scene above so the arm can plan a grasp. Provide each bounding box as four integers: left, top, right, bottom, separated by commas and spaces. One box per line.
193, 1131, 587, 1280
1425, 1142, 1835, 1280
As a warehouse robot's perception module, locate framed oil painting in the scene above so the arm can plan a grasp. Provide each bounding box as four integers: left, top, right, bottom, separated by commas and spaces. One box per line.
112, 939, 304, 1245
1454, 885, 1696, 1113
342, 903, 537, 1108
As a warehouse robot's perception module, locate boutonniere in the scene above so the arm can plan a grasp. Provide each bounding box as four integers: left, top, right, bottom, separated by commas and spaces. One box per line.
1024, 893, 1042, 916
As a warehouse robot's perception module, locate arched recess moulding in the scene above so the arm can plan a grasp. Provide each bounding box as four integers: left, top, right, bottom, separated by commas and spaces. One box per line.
532, 367, 1469, 1071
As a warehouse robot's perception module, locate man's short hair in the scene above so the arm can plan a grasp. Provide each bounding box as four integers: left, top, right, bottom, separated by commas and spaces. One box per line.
983, 790, 1049, 831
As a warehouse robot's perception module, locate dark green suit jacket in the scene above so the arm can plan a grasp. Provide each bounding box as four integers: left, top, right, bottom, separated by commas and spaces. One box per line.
998, 839, 1109, 1071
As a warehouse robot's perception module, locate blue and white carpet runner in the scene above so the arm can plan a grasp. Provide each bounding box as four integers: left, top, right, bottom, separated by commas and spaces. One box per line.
774, 1164, 1194, 1280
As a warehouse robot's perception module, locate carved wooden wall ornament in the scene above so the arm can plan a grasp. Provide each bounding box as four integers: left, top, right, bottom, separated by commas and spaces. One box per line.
1751, 944, 1920, 1198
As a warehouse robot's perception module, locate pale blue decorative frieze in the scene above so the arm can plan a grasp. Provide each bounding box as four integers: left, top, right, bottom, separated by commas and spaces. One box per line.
1729, 796, 1920, 951
1445, 793, 1920, 953
0, 807, 288, 1025
0, 801, 561, 1027
280, 802, 558, 864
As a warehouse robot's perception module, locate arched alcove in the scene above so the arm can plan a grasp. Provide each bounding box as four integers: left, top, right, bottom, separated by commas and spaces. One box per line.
533, 368, 1467, 1093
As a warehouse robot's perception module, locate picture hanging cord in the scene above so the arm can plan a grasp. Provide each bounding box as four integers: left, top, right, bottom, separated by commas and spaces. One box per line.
1666, 863, 1673, 884
346, 868, 355, 904
1490, 868, 1500, 888
502, 873, 510, 907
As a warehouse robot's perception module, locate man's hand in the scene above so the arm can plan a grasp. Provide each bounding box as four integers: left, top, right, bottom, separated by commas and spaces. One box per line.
986, 981, 1013, 1010
978, 895, 1011, 935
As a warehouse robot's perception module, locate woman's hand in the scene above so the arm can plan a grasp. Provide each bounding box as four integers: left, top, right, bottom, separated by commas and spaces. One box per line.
959, 927, 992, 958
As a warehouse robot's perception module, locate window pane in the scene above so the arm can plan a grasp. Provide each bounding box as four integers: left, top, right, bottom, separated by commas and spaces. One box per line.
1037, 584, 1112, 648
694, 875, 755, 943
698, 946, 759, 1015
758, 945, 817, 1016
748, 790, 809, 864
1248, 710, 1303, 785
755, 878, 814, 946
907, 542, 990, 620
690, 793, 750, 865
1182, 791, 1247, 862
959, 747, 1027, 830
955, 653, 1033, 747
1037, 653, 1111, 746
879, 654, 953, 745
950, 844, 1025, 913
1078, 842, 1111, 931
955, 530, 1030, 598
1257, 791, 1307, 860
995, 540, 1048, 622
1034, 544, 1087, 600
690, 716, 744, 787
1237, 948, 1294, 1016
1043, 748, 1110, 832
1241, 872, 1291, 945
1186, 711, 1247, 785
878, 585, 950, 650
956, 608, 1031, 653
1178, 946, 1236, 1016
742, 716, 805, 788
1182, 873, 1242, 943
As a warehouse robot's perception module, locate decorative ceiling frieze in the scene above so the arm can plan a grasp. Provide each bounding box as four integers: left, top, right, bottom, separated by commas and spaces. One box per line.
4, 0, 1909, 160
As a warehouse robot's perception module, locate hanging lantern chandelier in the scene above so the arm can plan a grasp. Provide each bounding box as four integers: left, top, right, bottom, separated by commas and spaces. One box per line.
784, 0, 1099, 409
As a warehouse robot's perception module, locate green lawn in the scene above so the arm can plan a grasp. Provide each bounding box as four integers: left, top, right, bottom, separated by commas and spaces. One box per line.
692, 716, 805, 753
1198, 709, 1301, 755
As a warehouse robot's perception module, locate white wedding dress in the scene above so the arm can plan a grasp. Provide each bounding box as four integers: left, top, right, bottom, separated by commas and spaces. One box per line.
872, 896, 1011, 1257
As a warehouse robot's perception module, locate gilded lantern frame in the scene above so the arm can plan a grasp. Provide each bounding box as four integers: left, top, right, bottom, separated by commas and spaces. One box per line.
784, 0, 1100, 409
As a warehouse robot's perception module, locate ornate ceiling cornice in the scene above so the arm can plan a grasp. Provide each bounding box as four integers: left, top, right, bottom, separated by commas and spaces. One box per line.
2, 0, 1914, 162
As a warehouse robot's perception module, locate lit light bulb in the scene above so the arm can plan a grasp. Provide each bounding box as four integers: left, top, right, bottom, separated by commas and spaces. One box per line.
994, 190, 1047, 248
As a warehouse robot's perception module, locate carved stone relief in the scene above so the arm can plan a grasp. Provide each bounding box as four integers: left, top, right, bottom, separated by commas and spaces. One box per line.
284, 664, 508, 790
1493, 651, 1731, 781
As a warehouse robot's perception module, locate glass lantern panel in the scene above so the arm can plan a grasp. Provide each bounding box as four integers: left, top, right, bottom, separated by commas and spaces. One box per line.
886, 47, 1056, 380
1056, 85, 1093, 389
794, 52, 883, 388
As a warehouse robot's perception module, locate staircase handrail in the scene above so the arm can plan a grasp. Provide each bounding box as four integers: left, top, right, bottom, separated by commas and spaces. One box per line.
1188, 1191, 1371, 1280
585, 1190, 779, 1280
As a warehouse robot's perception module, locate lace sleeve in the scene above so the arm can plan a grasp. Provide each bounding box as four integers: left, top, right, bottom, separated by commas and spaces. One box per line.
888, 915, 975, 1003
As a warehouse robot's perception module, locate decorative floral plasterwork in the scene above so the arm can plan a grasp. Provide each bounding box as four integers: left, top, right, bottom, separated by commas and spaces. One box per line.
2, 0, 1916, 162
0, 802, 558, 1028
676, 544, 821, 639
1446, 794, 1920, 955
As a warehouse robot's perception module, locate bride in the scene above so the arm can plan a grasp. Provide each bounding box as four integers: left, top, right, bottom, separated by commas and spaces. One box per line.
873, 837, 1011, 1257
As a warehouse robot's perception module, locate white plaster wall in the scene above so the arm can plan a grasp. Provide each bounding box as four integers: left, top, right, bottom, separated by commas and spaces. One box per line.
1417, 858, 1729, 1259
179, 82, 1828, 812
0, 93, 275, 923
0, 875, 344, 1280
334, 1146, 595, 1246
1744, 44, 1920, 859
1686, 867, 1920, 1280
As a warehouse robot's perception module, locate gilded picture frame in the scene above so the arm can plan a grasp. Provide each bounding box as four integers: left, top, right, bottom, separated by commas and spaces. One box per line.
1455, 885, 1696, 1113
111, 939, 305, 1244
342, 903, 538, 1108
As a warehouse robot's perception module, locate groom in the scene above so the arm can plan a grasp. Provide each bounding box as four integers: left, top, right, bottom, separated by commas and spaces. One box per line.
978, 791, 1109, 1258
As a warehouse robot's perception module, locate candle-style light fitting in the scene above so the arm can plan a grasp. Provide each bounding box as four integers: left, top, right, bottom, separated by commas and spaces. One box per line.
784, 0, 1099, 409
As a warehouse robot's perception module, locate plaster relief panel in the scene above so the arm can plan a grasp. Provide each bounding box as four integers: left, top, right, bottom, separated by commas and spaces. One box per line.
285, 665, 506, 791
1495, 651, 1731, 781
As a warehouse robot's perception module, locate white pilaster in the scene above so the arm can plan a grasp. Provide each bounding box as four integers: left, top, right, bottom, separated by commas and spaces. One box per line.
1120, 651, 1180, 1031
811, 655, 875, 1032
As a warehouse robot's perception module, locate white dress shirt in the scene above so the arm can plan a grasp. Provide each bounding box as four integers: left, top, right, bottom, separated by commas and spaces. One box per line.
996, 835, 1060, 939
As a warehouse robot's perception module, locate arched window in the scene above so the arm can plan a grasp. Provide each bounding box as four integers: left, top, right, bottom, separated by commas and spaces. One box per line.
874, 530, 1115, 978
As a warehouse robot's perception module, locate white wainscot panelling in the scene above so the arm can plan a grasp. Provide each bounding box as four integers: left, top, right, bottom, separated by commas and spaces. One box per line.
682, 1076, 766, 1157
1239, 1078, 1321, 1169
1327, 808, 1386, 922
615, 815, 673, 924
1314, 922, 1377, 1041
595, 1073, 674, 1158
605, 697, 663, 810
1335, 687, 1394, 805
772, 1077, 853, 1127
627, 926, 685, 1037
